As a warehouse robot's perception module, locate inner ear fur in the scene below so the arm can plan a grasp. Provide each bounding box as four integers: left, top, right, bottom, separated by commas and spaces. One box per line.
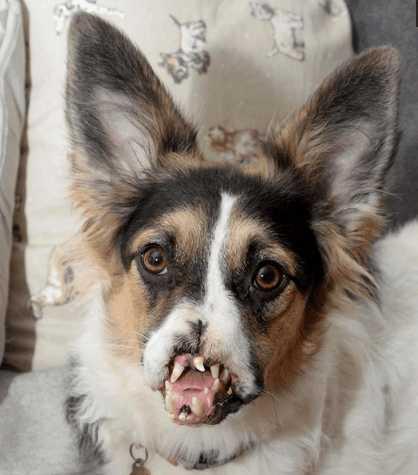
65, 13, 201, 256
271, 48, 401, 301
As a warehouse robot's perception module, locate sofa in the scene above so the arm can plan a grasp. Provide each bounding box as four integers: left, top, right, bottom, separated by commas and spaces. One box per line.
0, 1, 416, 474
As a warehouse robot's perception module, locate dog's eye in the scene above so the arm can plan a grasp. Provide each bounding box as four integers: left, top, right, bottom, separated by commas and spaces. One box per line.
141, 245, 168, 275
253, 262, 284, 291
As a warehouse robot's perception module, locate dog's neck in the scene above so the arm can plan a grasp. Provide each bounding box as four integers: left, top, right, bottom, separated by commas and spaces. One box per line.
160, 444, 250, 470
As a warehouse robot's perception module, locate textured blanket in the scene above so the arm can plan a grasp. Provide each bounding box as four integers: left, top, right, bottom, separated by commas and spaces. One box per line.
0, 368, 100, 475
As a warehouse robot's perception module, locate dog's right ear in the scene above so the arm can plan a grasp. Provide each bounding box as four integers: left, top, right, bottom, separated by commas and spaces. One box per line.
66, 13, 200, 248
272, 47, 400, 301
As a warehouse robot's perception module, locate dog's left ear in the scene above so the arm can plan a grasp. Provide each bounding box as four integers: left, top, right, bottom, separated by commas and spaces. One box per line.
275, 48, 400, 298
66, 13, 200, 250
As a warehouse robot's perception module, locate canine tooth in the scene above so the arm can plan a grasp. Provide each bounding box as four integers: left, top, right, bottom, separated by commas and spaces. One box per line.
191, 396, 204, 417
178, 412, 187, 422
210, 364, 220, 379
212, 378, 221, 392
220, 368, 230, 384
227, 387, 233, 396
193, 356, 205, 372
170, 362, 185, 383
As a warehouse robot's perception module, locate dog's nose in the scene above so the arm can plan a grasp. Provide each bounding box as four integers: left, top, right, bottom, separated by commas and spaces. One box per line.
190, 318, 206, 343
196, 319, 204, 338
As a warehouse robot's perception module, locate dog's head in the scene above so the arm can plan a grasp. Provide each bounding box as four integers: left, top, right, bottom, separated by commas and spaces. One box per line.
66, 14, 399, 429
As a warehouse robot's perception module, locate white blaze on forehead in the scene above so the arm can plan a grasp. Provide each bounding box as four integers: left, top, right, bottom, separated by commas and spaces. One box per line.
143, 193, 258, 396
202, 194, 254, 391
205, 193, 237, 304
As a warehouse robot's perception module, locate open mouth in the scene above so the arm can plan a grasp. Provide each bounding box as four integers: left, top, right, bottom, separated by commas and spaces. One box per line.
162, 354, 244, 426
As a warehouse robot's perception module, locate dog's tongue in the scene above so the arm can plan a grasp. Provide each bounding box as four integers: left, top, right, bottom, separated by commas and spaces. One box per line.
166, 355, 218, 424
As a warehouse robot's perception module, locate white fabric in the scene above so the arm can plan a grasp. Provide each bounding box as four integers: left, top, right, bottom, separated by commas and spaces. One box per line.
0, 0, 25, 364
5, 0, 352, 370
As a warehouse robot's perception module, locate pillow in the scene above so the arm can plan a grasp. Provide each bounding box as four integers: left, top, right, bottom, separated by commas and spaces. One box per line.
0, 0, 25, 364
4, 0, 353, 371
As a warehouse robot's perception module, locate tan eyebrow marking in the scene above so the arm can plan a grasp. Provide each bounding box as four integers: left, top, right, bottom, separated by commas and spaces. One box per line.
226, 210, 298, 275
128, 206, 208, 259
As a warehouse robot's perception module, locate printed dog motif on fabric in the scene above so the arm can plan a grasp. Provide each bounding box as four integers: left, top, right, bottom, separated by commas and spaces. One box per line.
53, 0, 123, 36
207, 126, 265, 165
318, 0, 345, 16
249, 1, 305, 61
159, 15, 210, 84
30, 233, 91, 319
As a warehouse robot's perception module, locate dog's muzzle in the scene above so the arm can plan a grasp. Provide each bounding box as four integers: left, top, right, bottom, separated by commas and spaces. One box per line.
161, 353, 259, 426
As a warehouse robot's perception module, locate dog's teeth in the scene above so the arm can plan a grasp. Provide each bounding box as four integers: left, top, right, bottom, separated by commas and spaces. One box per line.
191, 396, 204, 417
210, 364, 220, 379
212, 378, 221, 392
178, 412, 187, 422
220, 368, 230, 384
165, 393, 175, 413
193, 356, 205, 372
227, 387, 233, 396
165, 380, 172, 391
204, 387, 209, 395
170, 362, 185, 383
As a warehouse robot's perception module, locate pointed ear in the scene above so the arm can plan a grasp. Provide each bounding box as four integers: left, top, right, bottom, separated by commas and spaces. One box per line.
275, 48, 400, 299
65, 13, 200, 250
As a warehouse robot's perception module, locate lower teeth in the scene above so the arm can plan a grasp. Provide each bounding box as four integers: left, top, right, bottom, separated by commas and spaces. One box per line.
180, 404, 192, 415
164, 360, 235, 422
191, 396, 204, 416
212, 378, 221, 392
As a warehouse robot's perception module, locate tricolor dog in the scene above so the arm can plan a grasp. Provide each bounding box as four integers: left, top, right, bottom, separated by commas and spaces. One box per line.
65, 13, 418, 475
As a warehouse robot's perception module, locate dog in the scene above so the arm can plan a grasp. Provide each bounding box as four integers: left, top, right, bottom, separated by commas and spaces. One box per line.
65, 13, 418, 475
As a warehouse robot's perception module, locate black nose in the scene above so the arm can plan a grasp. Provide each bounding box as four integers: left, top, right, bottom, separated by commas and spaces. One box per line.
172, 319, 208, 355
196, 319, 204, 338
190, 319, 207, 345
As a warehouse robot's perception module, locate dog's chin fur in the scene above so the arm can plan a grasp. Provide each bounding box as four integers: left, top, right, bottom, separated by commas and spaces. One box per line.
68, 220, 418, 475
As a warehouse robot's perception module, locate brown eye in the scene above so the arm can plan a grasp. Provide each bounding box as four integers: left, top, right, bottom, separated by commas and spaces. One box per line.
141, 246, 168, 275
253, 263, 284, 291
